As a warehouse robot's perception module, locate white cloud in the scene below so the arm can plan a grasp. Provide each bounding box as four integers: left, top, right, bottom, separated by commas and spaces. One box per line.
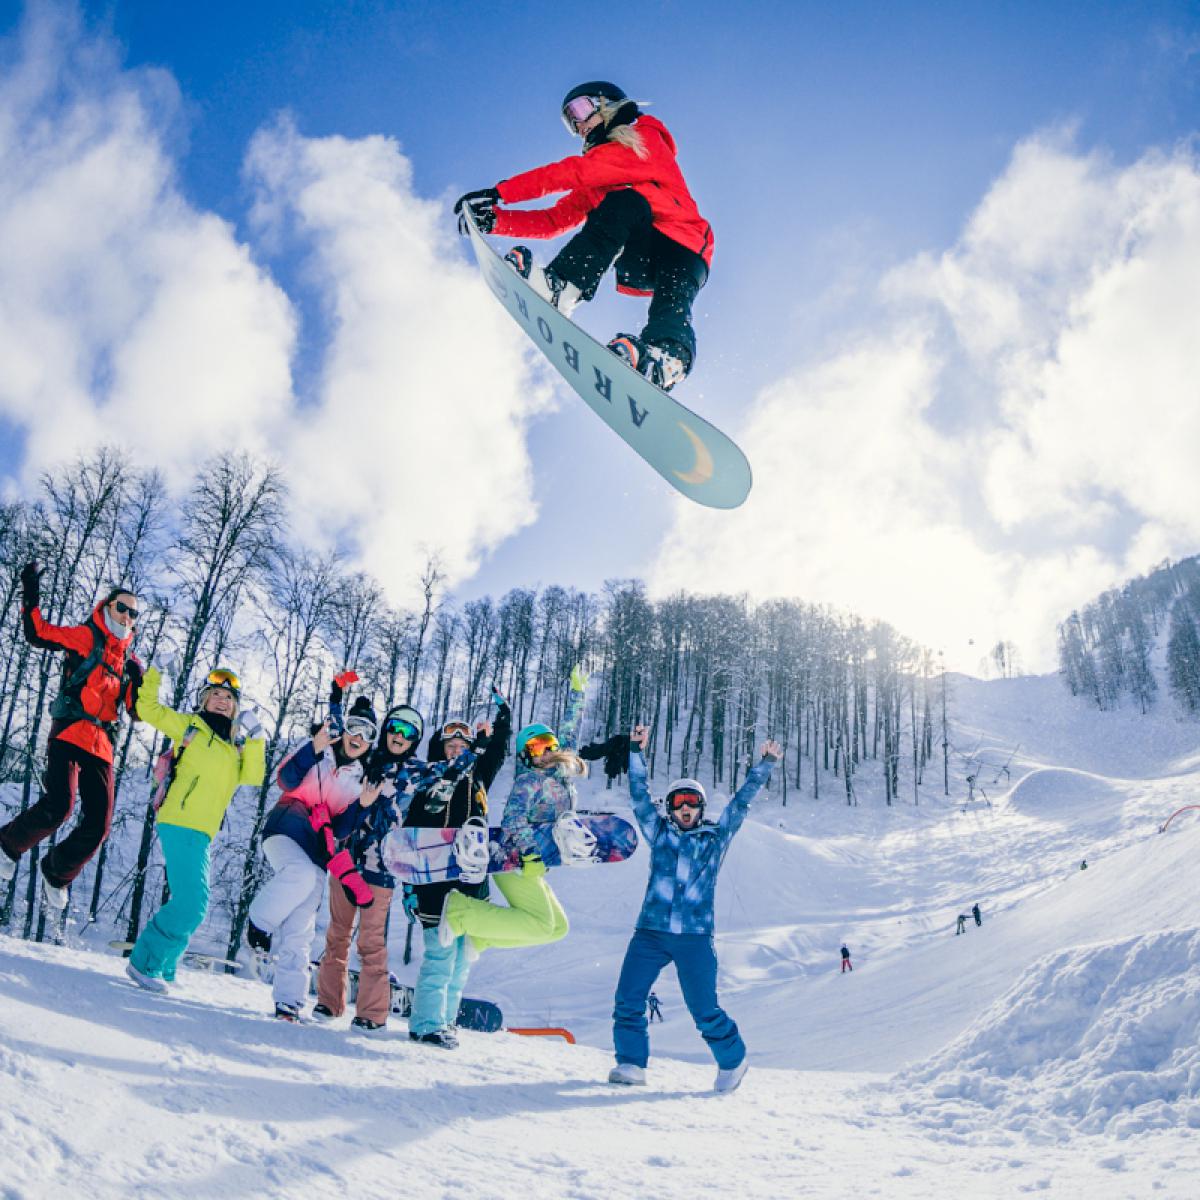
651, 132, 1200, 672
244, 117, 551, 604
0, 4, 547, 608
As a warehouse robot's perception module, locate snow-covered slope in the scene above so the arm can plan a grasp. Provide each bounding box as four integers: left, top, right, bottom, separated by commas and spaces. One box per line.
3, 670, 1200, 1197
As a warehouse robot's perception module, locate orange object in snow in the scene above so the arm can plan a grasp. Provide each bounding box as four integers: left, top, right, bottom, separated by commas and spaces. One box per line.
508, 1027, 576, 1044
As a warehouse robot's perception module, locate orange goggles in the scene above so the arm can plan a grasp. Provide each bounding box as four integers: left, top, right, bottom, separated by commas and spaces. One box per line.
441, 720, 473, 741
524, 733, 559, 757
668, 790, 704, 811
206, 668, 241, 697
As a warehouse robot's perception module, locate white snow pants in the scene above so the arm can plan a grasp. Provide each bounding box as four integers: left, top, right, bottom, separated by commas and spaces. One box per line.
249, 835, 326, 1007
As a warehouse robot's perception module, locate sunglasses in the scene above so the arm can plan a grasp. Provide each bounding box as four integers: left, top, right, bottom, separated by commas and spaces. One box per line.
384, 717, 419, 741
668, 791, 704, 811
344, 716, 378, 741
441, 720, 472, 741
112, 600, 140, 620
525, 733, 559, 757
562, 95, 599, 134
206, 668, 241, 695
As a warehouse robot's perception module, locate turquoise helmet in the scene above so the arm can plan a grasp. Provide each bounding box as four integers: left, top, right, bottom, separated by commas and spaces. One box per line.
516, 722, 555, 764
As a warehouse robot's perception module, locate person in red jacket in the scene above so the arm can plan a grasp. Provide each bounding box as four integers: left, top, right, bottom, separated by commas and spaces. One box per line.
0, 562, 142, 912
455, 81, 712, 392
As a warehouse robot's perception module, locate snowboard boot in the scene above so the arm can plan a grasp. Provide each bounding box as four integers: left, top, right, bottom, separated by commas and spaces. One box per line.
247, 921, 272, 954
0, 850, 15, 884
607, 332, 689, 392
713, 1060, 748, 1094
39, 863, 68, 914
311, 1003, 337, 1023
274, 1002, 303, 1022
504, 246, 582, 316
351, 1017, 389, 1038
608, 1062, 647, 1086
409, 1028, 458, 1050
125, 961, 169, 995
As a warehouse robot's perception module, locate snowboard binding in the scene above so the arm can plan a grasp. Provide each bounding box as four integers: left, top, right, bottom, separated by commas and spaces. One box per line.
607, 332, 689, 393
552, 811, 599, 866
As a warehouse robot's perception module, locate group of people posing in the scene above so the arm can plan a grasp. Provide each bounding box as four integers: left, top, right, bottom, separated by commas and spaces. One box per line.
0, 563, 781, 1091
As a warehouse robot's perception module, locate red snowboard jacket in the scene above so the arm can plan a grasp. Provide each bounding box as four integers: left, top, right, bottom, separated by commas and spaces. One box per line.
494, 115, 714, 275
23, 602, 141, 763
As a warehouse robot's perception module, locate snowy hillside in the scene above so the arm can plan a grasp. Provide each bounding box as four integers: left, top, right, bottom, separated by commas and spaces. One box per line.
3, 670, 1200, 1197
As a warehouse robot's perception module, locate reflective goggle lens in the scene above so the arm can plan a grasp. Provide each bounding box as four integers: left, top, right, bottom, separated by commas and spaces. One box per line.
384, 718, 418, 740
562, 95, 598, 132
525, 733, 559, 756
669, 791, 703, 811
442, 721, 472, 741
206, 668, 241, 695
344, 716, 378, 741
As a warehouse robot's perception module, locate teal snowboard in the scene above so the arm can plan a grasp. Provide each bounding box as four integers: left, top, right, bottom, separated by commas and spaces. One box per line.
381, 813, 638, 884
462, 208, 752, 509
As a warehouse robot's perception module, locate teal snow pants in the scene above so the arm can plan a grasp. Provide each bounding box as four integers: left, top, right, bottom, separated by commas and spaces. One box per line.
410, 927, 473, 1037
129, 824, 212, 982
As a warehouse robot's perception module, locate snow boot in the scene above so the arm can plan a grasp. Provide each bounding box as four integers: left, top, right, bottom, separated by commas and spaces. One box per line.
351, 1016, 389, 1038
608, 1063, 647, 1086
409, 1028, 458, 1050
39, 863, 68, 913
504, 246, 582, 316
247, 921, 272, 953
0, 850, 16, 885
311, 1003, 336, 1023
607, 332, 689, 392
713, 1061, 748, 1094
125, 961, 169, 995
274, 1002, 303, 1022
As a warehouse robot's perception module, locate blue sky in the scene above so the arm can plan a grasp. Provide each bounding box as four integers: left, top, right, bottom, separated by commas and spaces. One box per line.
1, 0, 1199, 669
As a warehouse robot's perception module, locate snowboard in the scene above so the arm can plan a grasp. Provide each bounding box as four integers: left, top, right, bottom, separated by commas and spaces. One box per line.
462, 207, 752, 509
381, 813, 639, 884
327, 967, 505, 1033
109, 940, 242, 971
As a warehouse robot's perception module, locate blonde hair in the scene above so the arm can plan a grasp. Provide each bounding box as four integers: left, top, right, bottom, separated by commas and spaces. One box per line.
538, 749, 588, 777
598, 98, 650, 160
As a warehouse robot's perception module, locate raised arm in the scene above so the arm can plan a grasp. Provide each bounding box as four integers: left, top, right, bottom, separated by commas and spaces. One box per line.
626, 726, 662, 840
134, 666, 190, 744
716, 741, 782, 846
559, 665, 588, 750
473, 696, 512, 791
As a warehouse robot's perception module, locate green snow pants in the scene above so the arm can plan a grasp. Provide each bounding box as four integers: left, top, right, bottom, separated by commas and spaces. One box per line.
129, 824, 211, 982
445, 858, 568, 951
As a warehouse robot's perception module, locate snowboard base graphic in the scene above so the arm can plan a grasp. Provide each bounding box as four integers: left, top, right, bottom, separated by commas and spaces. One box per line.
462, 208, 752, 508
382, 813, 638, 885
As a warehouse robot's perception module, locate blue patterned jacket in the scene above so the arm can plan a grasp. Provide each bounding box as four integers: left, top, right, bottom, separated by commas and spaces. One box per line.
499, 687, 585, 858
627, 749, 777, 935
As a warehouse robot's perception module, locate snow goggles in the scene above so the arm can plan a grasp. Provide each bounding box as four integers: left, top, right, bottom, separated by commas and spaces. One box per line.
205, 668, 241, 697
524, 732, 559, 757
441, 720, 473, 741
562, 94, 599, 134
343, 716, 378, 742
668, 790, 704, 811
384, 717, 419, 741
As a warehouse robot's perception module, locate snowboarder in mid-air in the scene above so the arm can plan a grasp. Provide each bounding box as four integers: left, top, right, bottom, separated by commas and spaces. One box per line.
454, 81, 712, 393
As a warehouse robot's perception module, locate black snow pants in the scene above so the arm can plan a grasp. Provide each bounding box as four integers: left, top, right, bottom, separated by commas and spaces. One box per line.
549, 189, 708, 369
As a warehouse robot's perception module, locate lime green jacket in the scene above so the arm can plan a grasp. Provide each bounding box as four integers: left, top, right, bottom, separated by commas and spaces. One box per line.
138, 667, 266, 838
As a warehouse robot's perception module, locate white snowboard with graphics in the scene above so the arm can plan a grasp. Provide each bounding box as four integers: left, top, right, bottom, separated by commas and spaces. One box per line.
463, 210, 752, 509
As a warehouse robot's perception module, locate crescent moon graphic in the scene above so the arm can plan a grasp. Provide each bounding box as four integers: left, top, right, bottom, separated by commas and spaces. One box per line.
673, 422, 715, 486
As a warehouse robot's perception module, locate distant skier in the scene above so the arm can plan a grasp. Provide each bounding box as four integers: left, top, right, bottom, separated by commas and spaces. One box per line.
0, 564, 142, 915
124, 665, 265, 993
609, 726, 781, 1094
956, 914, 967, 935
455, 81, 712, 393
840, 945, 852, 973
647, 991, 663, 1022
972, 903, 982, 927
1080, 859, 1088, 870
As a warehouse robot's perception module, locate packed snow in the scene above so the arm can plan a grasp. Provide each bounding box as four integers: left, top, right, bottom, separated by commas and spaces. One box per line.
3, 670, 1200, 1197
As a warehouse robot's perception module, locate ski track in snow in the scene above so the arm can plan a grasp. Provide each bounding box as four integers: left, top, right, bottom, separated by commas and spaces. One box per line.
3, 670, 1200, 1197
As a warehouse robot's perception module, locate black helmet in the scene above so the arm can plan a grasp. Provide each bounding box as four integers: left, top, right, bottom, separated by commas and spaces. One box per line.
561, 81, 631, 135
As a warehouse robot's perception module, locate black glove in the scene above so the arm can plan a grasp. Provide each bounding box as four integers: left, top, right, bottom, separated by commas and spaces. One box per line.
454, 187, 500, 235
19, 561, 42, 610
603, 734, 632, 781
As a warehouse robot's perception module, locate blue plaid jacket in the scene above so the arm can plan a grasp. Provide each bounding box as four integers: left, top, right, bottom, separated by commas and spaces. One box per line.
627, 750, 777, 935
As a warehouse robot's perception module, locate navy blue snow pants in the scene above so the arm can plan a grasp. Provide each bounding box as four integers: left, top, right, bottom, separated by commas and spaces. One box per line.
612, 927, 744, 1070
